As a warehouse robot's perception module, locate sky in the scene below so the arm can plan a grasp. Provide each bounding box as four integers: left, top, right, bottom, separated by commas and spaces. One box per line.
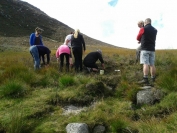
21, 0, 177, 49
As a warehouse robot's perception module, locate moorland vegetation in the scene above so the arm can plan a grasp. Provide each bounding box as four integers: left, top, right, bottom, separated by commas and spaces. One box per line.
0, 43, 177, 133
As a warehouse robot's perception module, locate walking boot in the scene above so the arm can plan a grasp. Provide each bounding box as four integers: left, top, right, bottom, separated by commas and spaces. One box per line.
137, 77, 149, 86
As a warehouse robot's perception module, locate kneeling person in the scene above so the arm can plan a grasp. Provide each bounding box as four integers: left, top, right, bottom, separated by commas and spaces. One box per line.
83, 50, 104, 72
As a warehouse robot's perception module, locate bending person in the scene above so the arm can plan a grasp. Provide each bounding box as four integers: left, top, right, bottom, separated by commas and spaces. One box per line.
56, 43, 70, 72
29, 45, 51, 70
83, 50, 104, 72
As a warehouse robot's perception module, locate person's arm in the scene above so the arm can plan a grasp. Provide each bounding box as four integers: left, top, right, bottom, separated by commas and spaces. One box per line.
56, 48, 60, 62
137, 28, 144, 42
81, 35, 86, 51
41, 54, 45, 64
98, 53, 104, 69
29, 33, 34, 46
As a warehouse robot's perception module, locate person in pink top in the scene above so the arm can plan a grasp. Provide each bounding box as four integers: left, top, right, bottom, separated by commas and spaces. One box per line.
56, 44, 70, 72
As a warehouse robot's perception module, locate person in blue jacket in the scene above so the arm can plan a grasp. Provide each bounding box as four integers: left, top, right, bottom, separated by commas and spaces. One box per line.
29, 45, 51, 70
29, 27, 44, 46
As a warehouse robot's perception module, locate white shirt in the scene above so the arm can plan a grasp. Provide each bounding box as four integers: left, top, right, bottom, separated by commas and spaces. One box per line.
64, 34, 73, 48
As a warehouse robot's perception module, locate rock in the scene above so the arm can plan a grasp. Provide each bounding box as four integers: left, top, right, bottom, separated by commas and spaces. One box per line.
66, 123, 89, 133
93, 125, 105, 133
137, 88, 164, 105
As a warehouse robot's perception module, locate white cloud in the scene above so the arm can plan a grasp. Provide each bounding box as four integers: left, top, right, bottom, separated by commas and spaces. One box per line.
21, 0, 177, 49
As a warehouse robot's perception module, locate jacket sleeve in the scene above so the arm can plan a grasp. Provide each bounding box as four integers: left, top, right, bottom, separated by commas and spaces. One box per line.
137, 28, 144, 41
81, 35, 86, 51
98, 53, 104, 64
29, 33, 35, 46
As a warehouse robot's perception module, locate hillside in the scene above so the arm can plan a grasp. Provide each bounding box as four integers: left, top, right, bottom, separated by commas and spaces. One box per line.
0, 0, 117, 47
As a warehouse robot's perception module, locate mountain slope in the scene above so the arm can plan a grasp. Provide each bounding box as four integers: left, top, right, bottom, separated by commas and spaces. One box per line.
0, 0, 117, 47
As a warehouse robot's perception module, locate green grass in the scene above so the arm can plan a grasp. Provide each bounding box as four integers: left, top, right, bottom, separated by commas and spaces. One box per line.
1, 48, 177, 132
0, 80, 28, 98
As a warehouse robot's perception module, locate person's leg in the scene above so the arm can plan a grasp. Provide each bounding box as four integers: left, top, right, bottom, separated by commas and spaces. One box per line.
136, 45, 141, 63
149, 51, 156, 82
60, 53, 64, 72
65, 53, 70, 72
72, 48, 79, 72
78, 48, 83, 71
84, 62, 98, 72
143, 64, 149, 76
139, 50, 150, 84
69, 47, 73, 67
30, 46, 40, 70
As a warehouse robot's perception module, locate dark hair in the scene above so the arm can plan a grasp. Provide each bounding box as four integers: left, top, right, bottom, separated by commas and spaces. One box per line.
35, 27, 43, 32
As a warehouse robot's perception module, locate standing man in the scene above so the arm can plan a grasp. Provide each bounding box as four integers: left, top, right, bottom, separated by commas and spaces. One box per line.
29, 45, 51, 70
137, 18, 157, 85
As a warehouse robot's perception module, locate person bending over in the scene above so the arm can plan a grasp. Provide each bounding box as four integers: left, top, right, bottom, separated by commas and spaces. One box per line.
56, 44, 70, 72
83, 50, 104, 72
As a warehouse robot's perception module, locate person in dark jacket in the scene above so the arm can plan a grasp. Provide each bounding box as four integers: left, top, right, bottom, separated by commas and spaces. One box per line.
137, 18, 157, 85
29, 27, 44, 46
83, 50, 105, 72
29, 45, 51, 70
71, 29, 86, 72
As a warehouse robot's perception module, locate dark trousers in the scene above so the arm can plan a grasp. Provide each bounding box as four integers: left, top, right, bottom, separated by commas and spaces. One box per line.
59, 53, 69, 71
72, 47, 83, 72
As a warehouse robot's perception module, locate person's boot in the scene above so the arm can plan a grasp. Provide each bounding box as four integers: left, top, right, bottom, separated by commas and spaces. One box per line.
138, 77, 149, 85
150, 77, 156, 86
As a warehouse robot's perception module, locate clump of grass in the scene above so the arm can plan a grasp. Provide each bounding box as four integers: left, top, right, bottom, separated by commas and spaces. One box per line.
0, 80, 27, 98
36, 75, 51, 87
109, 119, 128, 132
5, 108, 25, 133
158, 67, 177, 92
115, 80, 129, 98
126, 85, 140, 104
59, 75, 75, 88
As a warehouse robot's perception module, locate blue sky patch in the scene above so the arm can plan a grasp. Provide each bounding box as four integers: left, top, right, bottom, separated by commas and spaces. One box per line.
108, 0, 118, 7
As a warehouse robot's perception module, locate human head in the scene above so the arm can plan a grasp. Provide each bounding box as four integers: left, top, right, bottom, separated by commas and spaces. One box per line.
74, 29, 80, 38
97, 49, 102, 54
35, 27, 43, 35
144, 18, 151, 26
137, 20, 144, 28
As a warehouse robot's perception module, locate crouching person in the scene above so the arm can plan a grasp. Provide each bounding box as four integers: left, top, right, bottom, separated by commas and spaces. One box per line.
56, 44, 70, 72
29, 45, 51, 70
83, 49, 105, 72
